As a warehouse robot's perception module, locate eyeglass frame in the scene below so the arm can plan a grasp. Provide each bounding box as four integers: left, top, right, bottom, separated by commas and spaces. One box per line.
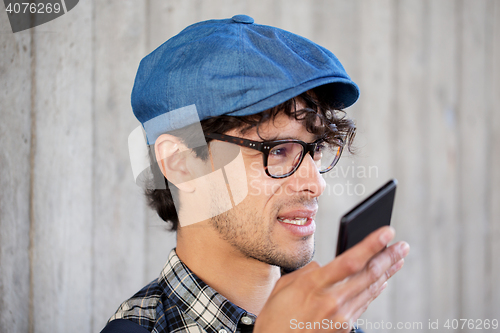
204, 132, 345, 179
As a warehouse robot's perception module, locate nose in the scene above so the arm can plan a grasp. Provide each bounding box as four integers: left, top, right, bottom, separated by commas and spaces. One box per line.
287, 152, 326, 197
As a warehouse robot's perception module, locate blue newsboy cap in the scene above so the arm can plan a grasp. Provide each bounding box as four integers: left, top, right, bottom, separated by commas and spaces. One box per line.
132, 15, 360, 145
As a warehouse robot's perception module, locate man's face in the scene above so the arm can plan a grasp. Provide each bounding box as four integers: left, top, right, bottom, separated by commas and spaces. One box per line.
208, 101, 327, 270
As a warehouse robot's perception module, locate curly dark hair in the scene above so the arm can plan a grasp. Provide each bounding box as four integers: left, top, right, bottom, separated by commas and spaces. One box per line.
145, 89, 356, 231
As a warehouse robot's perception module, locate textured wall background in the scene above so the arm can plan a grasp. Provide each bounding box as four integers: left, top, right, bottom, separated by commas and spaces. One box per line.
1, 1, 499, 332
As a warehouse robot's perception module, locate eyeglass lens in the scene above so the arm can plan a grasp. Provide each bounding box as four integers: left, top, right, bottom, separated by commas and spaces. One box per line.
267, 142, 341, 176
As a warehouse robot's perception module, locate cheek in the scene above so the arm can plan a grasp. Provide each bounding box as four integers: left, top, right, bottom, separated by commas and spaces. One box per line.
246, 160, 283, 198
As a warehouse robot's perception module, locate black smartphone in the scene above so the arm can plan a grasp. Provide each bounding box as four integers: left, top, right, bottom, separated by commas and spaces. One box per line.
335, 179, 397, 256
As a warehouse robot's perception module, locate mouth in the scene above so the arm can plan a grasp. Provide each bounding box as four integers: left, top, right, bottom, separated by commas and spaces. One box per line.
276, 209, 317, 237
277, 217, 309, 225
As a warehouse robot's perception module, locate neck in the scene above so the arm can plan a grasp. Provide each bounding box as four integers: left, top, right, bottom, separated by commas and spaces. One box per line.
175, 223, 281, 315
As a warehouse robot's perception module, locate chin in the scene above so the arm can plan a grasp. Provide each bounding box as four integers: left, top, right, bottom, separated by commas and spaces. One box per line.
279, 255, 313, 273
278, 241, 315, 271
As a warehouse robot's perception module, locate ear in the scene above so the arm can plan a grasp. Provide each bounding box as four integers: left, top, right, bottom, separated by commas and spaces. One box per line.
154, 134, 195, 193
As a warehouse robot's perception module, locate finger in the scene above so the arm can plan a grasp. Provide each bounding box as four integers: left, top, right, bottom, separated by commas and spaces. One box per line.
354, 258, 404, 311
349, 281, 388, 326
362, 241, 408, 288
340, 257, 405, 325
328, 257, 405, 332
342, 274, 392, 329
324, 242, 407, 314
385, 258, 405, 279
315, 226, 395, 286
338, 242, 408, 302
363, 242, 408, 287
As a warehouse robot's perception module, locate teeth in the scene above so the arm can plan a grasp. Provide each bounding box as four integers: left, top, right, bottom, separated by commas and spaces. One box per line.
277, 217, 308, 225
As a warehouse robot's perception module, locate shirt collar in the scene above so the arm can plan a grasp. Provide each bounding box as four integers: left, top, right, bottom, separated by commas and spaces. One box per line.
158, 249, 257, 333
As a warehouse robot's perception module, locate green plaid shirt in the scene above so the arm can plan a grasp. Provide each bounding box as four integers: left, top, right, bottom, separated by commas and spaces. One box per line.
107, 249, 256, 333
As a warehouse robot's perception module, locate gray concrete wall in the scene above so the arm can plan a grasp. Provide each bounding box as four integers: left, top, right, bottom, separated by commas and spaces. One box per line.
1, 1, 499, 332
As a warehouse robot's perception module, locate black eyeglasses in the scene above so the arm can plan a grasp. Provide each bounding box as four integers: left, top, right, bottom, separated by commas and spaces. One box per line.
204, 133, 344, 179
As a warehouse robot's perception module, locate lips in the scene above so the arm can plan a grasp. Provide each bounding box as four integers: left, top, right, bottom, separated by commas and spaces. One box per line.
277, 209, 317, 221
276, 209, 317, 236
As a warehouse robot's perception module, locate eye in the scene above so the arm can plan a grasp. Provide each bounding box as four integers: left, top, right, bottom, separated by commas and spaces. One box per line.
268, 143, 303, 161
270, 147, 288, 157
315, 141, 327, 152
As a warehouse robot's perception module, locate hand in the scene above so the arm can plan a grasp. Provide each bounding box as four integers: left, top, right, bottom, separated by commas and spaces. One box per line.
253, 226, 409, 332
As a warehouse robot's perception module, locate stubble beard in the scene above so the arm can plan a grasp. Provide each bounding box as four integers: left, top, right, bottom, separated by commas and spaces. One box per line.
208, 199, 315, 271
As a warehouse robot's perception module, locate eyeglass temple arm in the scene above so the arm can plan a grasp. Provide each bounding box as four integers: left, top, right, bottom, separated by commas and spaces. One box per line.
205, 133, 265, 151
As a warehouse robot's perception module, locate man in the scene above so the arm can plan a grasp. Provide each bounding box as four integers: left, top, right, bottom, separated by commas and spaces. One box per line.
101, 15, 409, 333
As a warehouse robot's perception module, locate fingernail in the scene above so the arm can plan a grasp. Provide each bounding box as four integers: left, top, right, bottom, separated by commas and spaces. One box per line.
379, 281, 388, 292
399, 242, 410, 256
379, 227, 395, 244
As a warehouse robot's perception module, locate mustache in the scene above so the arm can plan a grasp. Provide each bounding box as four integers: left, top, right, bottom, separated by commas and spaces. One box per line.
273, 197, 319, 214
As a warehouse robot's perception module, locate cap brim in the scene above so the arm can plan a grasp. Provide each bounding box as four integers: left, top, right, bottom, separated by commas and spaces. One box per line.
226, 77, 359, 117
